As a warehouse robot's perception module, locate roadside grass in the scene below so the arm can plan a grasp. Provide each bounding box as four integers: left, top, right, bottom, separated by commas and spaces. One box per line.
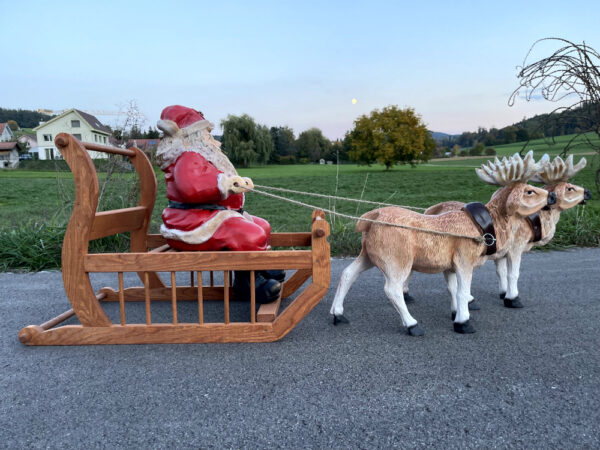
1, 146, 598, 271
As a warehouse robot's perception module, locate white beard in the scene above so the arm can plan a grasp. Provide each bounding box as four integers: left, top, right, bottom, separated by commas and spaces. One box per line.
156, 120, 238, 177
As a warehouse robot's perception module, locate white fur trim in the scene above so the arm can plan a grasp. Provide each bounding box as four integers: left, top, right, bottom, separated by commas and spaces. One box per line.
160, 210, 242, 245
217, 173, 228, 198
157, 119, 180, 137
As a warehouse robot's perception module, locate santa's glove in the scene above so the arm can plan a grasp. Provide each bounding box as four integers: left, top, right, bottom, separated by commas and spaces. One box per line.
220, 176, 254, 195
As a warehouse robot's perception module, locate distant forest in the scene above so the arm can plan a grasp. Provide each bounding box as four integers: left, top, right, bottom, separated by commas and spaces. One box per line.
437, 102, 600, 148
0, 108, 54, 128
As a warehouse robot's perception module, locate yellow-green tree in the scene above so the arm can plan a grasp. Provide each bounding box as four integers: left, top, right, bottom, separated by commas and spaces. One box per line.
348, 106, 434, 170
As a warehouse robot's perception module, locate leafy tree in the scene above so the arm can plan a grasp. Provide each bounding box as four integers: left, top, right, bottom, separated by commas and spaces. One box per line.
0, 108, 54, 128
221, 114, 274, 167
295, 128, 330, 162
348, 106, 433, 170
269, 126, 295, 162
145, 127, 160, 139
469, 143, 485, 156
7, 120, 19, 131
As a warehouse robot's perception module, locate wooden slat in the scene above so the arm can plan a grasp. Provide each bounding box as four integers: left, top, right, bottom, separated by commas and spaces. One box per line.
85, 250, 313, 272
270, 233, 312, 247
250, 270, 256, 324
146, 234, 167, 249
90, 207, 147, 240
197, 272, 204, 324
144, 272, 151, 325
210, 271, 214, 286
118, 272, 126, 325
171, 272, 178, 325
224, 271, 230, 324
257, 296, 282, 322
81, 141, 136, 157
99, 286, 235, 301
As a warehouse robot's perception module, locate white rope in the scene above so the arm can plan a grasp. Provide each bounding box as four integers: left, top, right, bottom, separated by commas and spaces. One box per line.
250, 188, 485, 244
253, 184, 428, 211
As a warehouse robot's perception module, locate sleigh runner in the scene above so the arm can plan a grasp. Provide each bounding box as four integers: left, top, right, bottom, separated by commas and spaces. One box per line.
18, 133, 330, 345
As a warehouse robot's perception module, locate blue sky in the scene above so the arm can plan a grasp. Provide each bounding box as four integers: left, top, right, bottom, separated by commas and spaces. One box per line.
1, 0, 599, 138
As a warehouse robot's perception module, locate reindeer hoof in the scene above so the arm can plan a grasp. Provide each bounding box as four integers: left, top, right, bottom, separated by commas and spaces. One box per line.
453, 320, 475, 334
451, 311, 456, 320
332, 314, 349, 325
407, 324, 425, 336
503, 297, 524, 308
468, 300, 481, 310
499, 292, 506, 299
404, 293, 416, 303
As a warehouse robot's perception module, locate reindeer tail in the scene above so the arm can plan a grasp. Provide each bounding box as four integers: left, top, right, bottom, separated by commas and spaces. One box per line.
356, 210, 380, 233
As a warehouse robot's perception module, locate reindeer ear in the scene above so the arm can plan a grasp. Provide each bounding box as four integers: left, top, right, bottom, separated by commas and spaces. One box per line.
157, 119, 180, 137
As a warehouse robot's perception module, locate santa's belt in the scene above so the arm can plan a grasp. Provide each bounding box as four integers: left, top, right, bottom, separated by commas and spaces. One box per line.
168, 200, 244, 214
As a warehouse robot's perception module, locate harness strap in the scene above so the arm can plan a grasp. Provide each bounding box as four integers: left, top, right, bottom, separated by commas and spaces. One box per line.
525, 212, 543, 243
168, 200, 243, 214
462, 202, 497, 255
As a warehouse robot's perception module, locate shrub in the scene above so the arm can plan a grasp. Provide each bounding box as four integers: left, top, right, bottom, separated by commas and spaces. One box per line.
485, 147, 496, 156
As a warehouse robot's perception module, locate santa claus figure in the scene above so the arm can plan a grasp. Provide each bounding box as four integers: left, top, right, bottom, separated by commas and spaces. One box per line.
156, 105, 283, 303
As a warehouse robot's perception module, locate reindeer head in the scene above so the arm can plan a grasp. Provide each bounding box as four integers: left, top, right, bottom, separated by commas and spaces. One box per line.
477, 151, 554, 218
531, 154, 591, 211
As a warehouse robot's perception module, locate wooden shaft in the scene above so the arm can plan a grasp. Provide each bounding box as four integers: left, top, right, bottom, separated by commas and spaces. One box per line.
55, 135, 136, 156
144, 272, 151, 325
224, 271, 230, 324
197, 271, 204, 324
40, 309, 75, 331
250, 270, 256, 324
210, 271, 214, 286
171, 272, 178, 325
118, 272, 126, 325
190, 271, 194, 287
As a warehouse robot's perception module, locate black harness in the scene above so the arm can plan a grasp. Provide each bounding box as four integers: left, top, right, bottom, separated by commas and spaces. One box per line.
168, 200, 243, 214
462, 202, 497, 255
525, 212, 543, 243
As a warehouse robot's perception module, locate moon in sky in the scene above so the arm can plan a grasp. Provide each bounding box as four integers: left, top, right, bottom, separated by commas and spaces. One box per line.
352, 98, 357, 104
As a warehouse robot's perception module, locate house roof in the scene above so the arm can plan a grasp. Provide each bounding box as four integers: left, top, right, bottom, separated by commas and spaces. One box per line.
127, 138, 160, 149
33, 109, 111, 135
0, 142, 18, 150
0, 123, 8, 134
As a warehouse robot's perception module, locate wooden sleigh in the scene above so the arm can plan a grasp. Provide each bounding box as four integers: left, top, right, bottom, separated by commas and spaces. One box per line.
19, 133, 330, 345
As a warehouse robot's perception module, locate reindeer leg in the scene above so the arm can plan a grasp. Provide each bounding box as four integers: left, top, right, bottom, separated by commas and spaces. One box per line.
504, 250, 524, 308
454, 267, 476, 334
330, 253, 373, 324
444, 271, 458, 320
403, 271, 416, 303
495, 257, 508, 300
383, 274, 423, 336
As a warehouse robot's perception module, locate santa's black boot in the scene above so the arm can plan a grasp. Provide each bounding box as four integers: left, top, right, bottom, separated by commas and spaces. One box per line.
233, 271, 281, 304
259, 270, 286, 282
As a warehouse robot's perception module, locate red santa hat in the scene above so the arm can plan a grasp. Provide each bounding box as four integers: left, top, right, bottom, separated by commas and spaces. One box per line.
157, 105, 208, 137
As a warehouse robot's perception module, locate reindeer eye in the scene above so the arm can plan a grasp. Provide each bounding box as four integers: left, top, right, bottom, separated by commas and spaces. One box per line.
567, 187, 574, 191
527, 190, 534, 195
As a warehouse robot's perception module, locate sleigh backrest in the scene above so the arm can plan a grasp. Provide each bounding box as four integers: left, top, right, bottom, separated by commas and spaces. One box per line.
55, 133, 157, 258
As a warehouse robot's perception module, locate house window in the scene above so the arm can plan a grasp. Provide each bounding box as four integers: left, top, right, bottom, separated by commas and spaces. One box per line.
103, 136, 107, 143
94, 135, 98, 142
73, 134, 82, 140
43, 134, 52, 142
45, 148, 54, 159
71, 120, 80, 128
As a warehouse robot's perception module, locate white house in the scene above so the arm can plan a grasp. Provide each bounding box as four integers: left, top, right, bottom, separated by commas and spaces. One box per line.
33, 109, 112, 160
0, 123, 15, 142
0, 142, 19, 168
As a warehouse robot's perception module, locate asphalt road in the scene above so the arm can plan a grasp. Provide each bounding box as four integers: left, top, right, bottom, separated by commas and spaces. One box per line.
1, 248, 599, 449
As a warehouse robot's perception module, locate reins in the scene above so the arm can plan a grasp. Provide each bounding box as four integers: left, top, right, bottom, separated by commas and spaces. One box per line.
248, 186, 486, 244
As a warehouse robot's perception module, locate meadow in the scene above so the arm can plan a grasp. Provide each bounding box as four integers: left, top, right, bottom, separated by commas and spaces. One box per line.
0, 137, 598, 271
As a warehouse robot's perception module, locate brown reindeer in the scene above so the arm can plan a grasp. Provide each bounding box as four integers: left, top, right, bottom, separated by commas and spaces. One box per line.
330, 152, 555, 336
413, 154, 590, 309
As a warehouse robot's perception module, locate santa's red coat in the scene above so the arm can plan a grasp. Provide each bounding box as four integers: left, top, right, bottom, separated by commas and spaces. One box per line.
161, 151, 270, 251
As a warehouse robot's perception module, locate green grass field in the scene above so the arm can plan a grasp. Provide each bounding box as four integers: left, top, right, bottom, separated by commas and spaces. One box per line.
1, 136, 598, 270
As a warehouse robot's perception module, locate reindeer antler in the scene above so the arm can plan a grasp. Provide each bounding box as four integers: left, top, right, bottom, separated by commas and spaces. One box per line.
476, 151, 538, 186
531, 154, 587, 184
